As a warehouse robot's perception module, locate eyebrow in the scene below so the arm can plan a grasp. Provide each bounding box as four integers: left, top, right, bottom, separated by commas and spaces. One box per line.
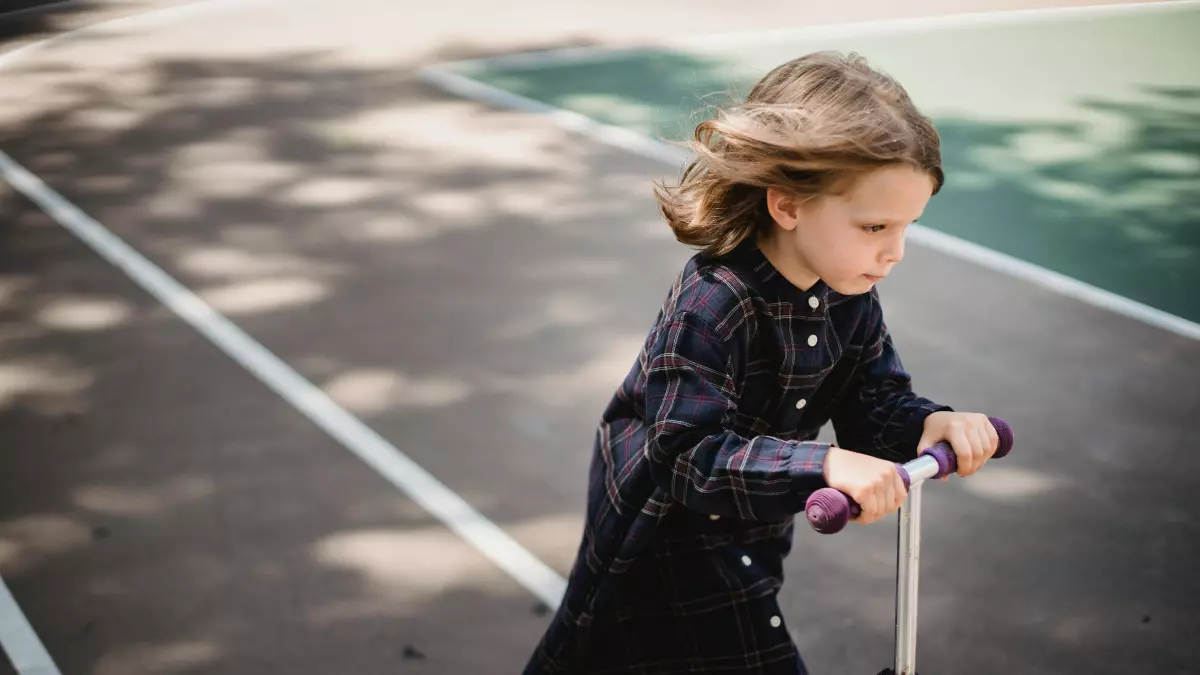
859, 216, 922, 225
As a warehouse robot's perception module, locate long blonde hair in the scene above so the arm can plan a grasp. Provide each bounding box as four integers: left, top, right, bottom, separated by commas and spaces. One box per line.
655, 51, 944, 257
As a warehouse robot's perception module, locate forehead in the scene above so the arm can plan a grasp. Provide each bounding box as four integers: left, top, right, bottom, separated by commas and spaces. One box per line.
841, 165, 935, 223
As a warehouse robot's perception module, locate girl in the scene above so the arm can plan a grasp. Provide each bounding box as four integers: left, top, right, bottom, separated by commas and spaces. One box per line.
524, 51, 1000, 675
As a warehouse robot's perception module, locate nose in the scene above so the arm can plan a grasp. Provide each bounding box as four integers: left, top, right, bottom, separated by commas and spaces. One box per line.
882, 230, 905, 264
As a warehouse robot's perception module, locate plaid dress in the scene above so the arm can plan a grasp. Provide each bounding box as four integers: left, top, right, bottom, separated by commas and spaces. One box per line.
524, 239, 950, 674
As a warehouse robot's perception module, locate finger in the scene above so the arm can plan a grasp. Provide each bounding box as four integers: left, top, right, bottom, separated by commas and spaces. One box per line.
893, 470, 908, 511
964, 423, 983, 471
966, 424, 985, 475
884, 473, 900, 514
872, 479, 890, 521
973, 431, 987, 473
854, 490, 876, 524
967, 425, 985, 475
877, 481, 893, 519
883, 473, 899, 513
974, 423, 994, 462
865, 487, 884, 524
856, 497, 877, 525
985, 418, 1000, 455
916, 433, 933, 458
950, 425, 976, 476
974, 418, 992, 465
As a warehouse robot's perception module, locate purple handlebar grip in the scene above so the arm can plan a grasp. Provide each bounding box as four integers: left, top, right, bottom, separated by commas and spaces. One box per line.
920, 417, 1014, 478
805, 465, 910, 535
804, 488, 855, 534
804, 417, 1013, 534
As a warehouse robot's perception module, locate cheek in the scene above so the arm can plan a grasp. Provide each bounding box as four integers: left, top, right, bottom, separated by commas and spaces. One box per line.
820, 231, 870, 271
794, 220, 872, 277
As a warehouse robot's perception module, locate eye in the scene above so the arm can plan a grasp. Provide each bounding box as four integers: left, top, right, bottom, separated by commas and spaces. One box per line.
861, 224, 887, 234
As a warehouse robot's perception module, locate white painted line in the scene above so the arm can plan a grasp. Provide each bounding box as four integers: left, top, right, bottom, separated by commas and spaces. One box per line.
0, 577, 61, 675
0, 149, 569, 609
419, 1, 1200, 343
907, 225, 1200, 340
440, 0, 1200, 73
420, 65, 690, 166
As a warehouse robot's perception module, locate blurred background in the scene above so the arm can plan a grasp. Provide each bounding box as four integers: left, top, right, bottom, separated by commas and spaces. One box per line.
1, 1, 1197, 674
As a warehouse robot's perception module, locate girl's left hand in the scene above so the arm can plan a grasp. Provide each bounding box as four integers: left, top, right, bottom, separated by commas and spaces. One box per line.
917, 411, 999, 478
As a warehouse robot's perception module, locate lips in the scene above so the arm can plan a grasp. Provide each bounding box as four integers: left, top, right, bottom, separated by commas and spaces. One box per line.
863, 273, 885, 282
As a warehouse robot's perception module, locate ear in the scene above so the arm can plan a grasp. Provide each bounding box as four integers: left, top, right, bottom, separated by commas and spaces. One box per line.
766, 187, 801, 232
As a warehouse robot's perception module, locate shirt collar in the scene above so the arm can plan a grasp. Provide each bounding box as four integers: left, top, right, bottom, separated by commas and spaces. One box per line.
728, 236, 832, 308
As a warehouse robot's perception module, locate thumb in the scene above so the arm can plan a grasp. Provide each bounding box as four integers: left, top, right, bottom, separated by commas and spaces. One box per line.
916, 433, 934, 457
915, 434, 949, 481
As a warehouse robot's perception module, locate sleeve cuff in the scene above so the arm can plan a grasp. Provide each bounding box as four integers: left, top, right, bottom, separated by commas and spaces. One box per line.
787, 440, 832, 495
902, 403, 954, 459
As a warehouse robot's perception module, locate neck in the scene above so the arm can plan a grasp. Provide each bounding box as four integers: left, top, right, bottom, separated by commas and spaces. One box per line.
756, 230, 820, 291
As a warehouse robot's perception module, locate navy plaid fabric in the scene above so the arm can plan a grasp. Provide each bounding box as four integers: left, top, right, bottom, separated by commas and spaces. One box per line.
524, 238, 950, 674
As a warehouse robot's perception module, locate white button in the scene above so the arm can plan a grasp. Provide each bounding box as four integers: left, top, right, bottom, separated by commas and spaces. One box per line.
807, 334, 818, 347
741, 555, 752, 567
795, 398, 807, 410
770, 615, 782, 628
809, 296, 819, 309
709, 514, 721, 521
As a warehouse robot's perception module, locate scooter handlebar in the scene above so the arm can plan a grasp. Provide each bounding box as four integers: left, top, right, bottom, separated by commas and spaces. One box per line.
804, 417, 1014, 535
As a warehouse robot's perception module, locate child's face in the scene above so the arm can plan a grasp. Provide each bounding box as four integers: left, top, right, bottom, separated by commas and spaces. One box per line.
767, 164, 935, 296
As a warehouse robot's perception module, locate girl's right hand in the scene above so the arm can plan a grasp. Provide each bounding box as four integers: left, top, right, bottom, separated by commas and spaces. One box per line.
821, 447, 907, 525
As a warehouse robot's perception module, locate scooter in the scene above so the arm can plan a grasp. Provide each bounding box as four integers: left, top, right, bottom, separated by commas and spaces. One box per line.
804, 418, 1015, 675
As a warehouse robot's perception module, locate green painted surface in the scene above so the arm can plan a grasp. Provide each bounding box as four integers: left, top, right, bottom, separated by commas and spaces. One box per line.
462, 5, 1200, 323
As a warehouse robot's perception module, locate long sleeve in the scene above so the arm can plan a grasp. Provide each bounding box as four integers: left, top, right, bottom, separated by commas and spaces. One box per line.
833, 289, 951, 462
643, 310, 830, 521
